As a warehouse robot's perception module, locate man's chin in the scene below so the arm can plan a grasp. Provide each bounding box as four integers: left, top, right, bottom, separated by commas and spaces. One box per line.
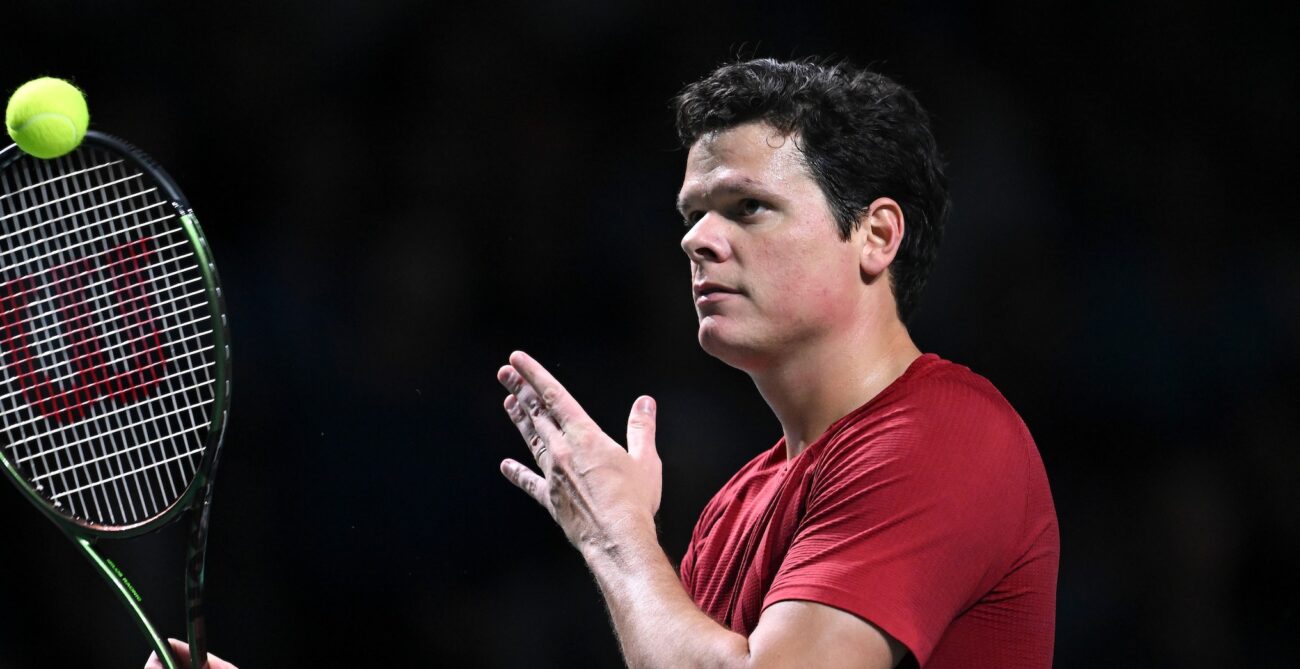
698, 322, 766, 371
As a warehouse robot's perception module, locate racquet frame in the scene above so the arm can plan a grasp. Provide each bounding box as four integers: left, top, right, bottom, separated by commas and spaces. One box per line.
0, 131, 232, 669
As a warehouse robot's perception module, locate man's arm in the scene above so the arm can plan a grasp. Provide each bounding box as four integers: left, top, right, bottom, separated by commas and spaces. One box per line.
497, 351, 906, 669
580, 530, 906, 669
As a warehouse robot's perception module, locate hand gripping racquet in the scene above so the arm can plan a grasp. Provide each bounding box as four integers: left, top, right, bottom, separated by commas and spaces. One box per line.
0, 131, 231, 669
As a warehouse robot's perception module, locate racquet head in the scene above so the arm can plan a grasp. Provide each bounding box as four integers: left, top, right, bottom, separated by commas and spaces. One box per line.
0, 131, 231, 536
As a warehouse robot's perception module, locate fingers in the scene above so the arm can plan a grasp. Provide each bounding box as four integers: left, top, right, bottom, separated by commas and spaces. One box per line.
165, 639, 193, 669
497, 351, 591, 472
626, 395, 658, 462
501, 351, 594, 431
500, 458, 552, 511
147, 639, 237, 669
498, 365, 563, 447
145, 640, 189, 669
504, 394, 552, 470
496, 357, 555, 514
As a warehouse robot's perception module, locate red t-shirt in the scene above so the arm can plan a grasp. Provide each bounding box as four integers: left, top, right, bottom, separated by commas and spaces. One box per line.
679, 354, 1059, 668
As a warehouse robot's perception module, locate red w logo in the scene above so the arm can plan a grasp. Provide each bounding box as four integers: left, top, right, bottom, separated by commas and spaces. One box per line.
0, 237, 167, 423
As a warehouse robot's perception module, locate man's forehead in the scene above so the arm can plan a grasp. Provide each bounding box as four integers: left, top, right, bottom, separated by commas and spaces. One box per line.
678, 123, 806, 204
687, 123, 794, 164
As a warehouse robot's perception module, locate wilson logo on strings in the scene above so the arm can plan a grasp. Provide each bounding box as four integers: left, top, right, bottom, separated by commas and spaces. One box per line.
0, 237, 167, 423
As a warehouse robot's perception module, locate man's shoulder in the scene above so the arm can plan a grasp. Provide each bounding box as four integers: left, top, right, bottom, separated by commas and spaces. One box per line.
886, 354, 1027, 433
900, 354, 1019, 412
823, 354, 1037, 465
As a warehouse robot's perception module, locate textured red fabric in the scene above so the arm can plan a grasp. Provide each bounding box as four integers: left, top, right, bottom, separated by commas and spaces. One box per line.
679, 354, 1059, 668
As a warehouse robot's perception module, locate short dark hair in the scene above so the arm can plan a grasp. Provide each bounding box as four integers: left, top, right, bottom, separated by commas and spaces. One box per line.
673, 58, 949, 323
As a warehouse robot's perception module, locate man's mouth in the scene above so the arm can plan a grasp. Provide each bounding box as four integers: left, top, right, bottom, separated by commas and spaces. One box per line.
693, 282, 740, 302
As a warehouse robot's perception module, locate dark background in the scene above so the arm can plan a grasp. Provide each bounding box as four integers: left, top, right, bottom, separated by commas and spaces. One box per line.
1, 1, 1295, 667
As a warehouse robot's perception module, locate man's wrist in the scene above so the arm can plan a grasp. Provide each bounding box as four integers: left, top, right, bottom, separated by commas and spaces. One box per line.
579, 513, 661, 570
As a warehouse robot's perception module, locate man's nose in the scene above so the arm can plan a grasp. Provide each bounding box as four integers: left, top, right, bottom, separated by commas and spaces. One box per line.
681, 213, 730, 264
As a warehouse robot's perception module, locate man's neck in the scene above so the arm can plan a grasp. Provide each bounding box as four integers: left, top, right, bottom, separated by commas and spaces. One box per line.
750, 315, 921, 460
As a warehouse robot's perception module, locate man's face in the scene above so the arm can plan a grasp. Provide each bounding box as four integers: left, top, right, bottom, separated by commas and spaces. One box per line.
677, 122, 867, 370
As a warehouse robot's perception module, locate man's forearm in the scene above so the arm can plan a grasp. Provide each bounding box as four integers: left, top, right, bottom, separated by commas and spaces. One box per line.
582, 527, 750, 669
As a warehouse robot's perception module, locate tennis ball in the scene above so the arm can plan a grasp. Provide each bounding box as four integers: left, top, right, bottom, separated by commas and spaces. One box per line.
5, 77, 90, 159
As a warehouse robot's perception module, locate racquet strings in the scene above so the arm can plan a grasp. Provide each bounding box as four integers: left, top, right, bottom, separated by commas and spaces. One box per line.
0, 145, 216, 528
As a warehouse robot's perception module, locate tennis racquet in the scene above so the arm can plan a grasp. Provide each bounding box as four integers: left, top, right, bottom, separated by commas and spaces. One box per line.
0, 131, 231, 669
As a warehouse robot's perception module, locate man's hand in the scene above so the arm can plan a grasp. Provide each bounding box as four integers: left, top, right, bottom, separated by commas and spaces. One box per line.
144, 639, 238, 669
496, 351, 904, 668
497, 350, 662, 556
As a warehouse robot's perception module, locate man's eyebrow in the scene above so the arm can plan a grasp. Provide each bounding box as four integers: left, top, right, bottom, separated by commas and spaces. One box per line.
676, 178, 768, 214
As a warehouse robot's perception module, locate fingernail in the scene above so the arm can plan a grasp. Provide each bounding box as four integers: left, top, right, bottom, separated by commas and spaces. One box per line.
640, 396, 655, 415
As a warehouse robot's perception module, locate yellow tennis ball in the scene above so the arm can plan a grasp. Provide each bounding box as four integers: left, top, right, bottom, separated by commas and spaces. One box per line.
5, 77, 90, 159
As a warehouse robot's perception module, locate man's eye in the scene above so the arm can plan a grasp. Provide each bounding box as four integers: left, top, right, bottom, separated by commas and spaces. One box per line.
682, 211, 704, 227
737, 199, 764, 217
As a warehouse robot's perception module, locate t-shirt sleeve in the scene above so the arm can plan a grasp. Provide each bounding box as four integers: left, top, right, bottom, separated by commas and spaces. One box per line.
762, 394, 1029, 665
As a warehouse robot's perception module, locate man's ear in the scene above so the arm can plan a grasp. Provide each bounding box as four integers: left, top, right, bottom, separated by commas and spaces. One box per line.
857, 197, 905, 279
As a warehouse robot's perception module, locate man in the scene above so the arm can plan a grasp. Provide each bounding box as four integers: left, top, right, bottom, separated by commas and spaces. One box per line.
498, 58, 1058, 668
